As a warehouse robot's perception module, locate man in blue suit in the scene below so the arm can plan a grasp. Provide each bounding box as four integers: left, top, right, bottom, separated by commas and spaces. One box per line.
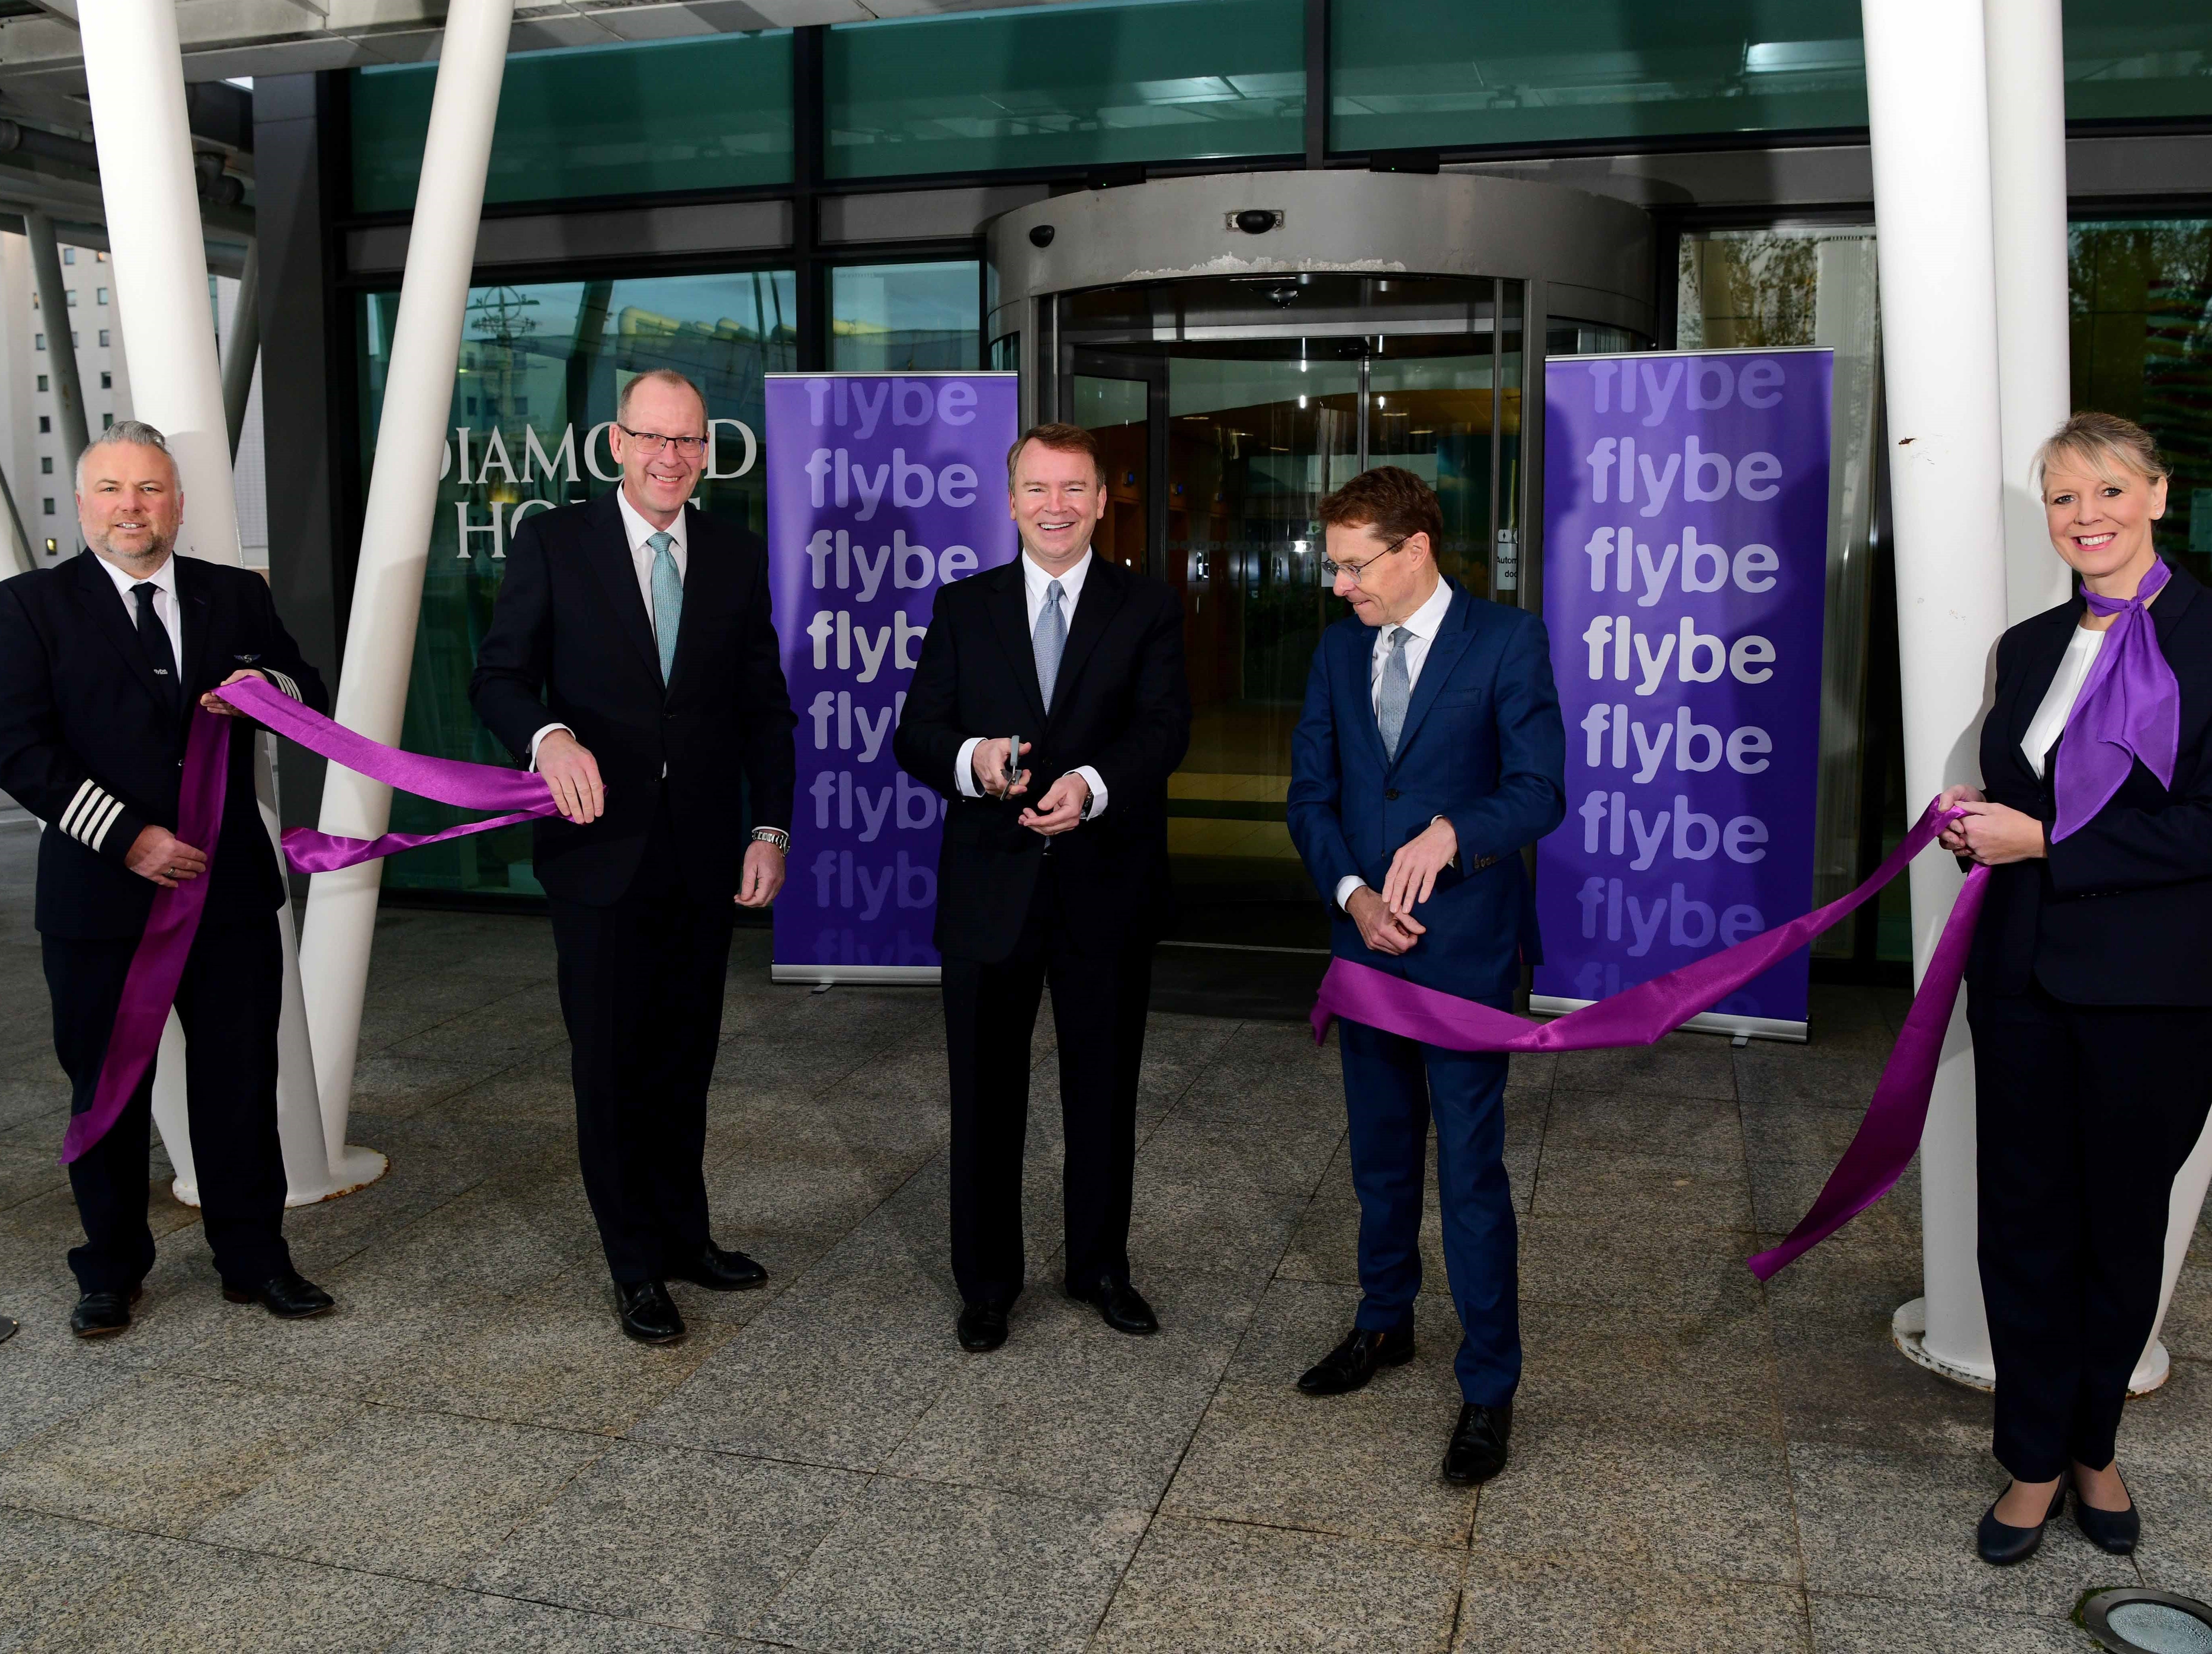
1285, 466, 1565, 1484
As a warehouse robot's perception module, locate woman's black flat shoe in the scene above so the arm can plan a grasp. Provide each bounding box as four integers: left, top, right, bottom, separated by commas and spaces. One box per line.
2073, 1478, 2139, 1556
1977, 1482, 2066, 1566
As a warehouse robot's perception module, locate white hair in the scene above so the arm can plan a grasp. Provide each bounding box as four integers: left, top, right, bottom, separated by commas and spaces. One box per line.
75, 419, 178, 494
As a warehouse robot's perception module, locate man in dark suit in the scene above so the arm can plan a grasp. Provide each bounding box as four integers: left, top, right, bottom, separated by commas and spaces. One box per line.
0, 422, 336, 1337
472, 369, 796, 1344
1286, 466, 1565, 1483
894, 422, 1191, 1353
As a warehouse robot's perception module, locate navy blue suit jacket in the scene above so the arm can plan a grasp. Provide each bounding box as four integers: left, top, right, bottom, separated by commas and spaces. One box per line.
1287, 580, 1566, 1006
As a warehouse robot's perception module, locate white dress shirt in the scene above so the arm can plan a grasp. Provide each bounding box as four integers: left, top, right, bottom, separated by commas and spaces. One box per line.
530, 488, 690, 767
953, 548, 1109, 817
2023, 625, 2106, 779
1335, 575, 1456, 913
96, 549, 182, 678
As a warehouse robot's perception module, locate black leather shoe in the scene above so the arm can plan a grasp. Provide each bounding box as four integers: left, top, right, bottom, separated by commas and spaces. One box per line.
668, 1243, 769, 1292
1441, 1402, 1512, 1485
1298, 1325, 1415, 1396
1067, 1276, 1158, 1336
222, 1270, 334, 1320
616, 1280, 685, 1345
1976, 1481, 2067, 1565
2072, 1474, 2139, 1556
70, 1287, 141, 1338
957, 1300, 1011, 1352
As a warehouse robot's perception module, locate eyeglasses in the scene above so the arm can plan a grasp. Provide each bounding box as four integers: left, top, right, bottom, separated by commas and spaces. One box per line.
1320, 535, 1411, 585
616, 425, 708, 458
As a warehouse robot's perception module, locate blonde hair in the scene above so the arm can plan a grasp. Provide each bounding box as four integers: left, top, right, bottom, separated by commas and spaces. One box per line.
2035, 410, 2169, 495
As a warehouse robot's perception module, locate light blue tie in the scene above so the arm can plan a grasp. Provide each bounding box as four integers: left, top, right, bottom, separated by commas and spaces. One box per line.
648, 530, 681, 684
1377, 625, 1413, 760
1034, 578, 1067, 711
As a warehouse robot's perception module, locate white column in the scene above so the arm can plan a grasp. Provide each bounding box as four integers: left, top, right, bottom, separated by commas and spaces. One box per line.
296, 0, 513, 1160
25, 210, 89, 477
80, 0, 354, 1204
1862, 0, 2012, 1387
1985, 0, 2075, 624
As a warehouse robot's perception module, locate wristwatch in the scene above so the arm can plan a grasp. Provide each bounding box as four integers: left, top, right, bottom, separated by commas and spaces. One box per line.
750, 827, 790, 853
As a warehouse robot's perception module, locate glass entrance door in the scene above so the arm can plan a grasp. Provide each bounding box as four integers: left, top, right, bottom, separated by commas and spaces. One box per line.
1065, 286, 1522, 948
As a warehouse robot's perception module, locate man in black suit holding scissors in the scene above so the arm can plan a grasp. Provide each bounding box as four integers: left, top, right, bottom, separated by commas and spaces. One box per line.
473, 369, 797, 1345
895, 422, 1190, 1353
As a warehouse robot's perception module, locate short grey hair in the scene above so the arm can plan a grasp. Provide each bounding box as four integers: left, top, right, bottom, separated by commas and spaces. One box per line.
616, 368, 706, 430
75, 420, 178, 495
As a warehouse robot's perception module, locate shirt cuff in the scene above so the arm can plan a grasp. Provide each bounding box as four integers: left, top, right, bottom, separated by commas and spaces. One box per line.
1071, 765, 1107, 818
528, 724, 573, 772
954, 736, 985, 798
1334, 875, 1366, 914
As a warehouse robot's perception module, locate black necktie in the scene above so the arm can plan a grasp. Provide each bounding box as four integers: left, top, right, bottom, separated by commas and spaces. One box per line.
132, 582, 181, 713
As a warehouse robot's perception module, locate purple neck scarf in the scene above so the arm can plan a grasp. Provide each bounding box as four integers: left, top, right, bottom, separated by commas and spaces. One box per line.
2056, 557, 2179, 842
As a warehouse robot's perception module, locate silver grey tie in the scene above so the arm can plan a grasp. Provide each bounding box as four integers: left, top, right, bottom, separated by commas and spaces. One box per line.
1377, 626, 1413, 759
1034, 578, 1067, 710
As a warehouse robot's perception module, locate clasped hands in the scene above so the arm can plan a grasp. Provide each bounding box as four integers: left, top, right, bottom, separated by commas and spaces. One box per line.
535, 730, 783, 907
1936, 786, 2047, 865
970, 737, 1087, 837
1348, 816, 1459, 957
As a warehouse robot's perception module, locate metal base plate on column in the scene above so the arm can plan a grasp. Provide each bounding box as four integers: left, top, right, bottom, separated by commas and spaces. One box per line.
1893, 1296, 2171, 1396
171, 1144, 389, 1210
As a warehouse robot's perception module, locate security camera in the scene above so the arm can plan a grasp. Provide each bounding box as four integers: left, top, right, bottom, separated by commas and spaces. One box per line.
1028, 225, 1056, 248
1229, 209, 1285, 235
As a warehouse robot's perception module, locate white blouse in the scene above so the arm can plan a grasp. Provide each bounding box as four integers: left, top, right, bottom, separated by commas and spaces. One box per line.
2022, 625, 2106, 780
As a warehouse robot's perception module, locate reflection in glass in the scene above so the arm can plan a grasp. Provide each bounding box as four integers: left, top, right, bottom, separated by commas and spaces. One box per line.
831, 261, 980, 371
357, 270, 798, 898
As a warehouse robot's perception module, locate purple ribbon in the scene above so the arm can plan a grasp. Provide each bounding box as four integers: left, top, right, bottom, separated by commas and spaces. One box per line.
60, 707, 230, 1164
1311, 800, 1985, 1278
213, 676, 559, 872
2056, 557, 2178, 842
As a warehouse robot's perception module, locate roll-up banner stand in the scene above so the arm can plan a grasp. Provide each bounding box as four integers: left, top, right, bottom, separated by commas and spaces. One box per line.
1532, 348, 1833, 1041
766, 372, 1021, 984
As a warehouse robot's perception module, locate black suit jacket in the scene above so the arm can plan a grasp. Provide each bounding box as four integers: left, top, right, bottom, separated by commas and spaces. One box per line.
893, 555, 1191, 963
0, 550, 329, 940
1969, 561, 2212, 1006
469, 490, 797, 906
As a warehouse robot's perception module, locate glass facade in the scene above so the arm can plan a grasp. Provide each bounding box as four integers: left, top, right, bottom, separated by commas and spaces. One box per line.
830, 262, 982, 371
2065, 3, 2212, 122
825, 0, 1304, 179
356, 271, 796, 896
350, 33, 793, 212
2069, 220, 2212, 585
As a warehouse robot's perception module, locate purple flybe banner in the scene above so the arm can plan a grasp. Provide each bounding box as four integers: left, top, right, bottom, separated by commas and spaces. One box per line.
1533, 348, 1832, 1033
766, 372, 1020, 982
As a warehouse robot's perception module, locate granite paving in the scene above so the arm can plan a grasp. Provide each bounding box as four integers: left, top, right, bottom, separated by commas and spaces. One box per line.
0, 820, 2199, 1650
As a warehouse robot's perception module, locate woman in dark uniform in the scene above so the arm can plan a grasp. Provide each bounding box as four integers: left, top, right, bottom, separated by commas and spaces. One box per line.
1940, 411, 2212, 1565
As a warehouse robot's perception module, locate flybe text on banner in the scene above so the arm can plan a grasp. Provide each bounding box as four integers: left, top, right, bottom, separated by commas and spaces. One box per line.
1533, 348, 1832, 1036
766, 373, 1021, 982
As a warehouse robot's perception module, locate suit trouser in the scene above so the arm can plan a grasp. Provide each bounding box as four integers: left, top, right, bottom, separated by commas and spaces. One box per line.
547, 806, 735, 1286
44, 917, 291, 1296
1340, 1017, 1520, 1408
1970, 983, 2212, 1482
941, 859, 1149, 1307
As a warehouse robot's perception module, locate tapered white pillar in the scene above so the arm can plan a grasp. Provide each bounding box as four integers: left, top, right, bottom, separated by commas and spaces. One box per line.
26, 210, 89, 478
297, 0, 513, 1156
1986, 0, 2075, 624
81, 0, 355, 1204
1863, 0, 2010, 1387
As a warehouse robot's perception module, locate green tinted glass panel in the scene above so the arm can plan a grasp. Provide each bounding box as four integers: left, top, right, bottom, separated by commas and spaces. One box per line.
2070, 221, 2212, 586
2065, 2, 2212, 121
356, 270, 797, 898
351, 33, 793, 212
826, 0, 1303, 180
831, 261, 980, 370
1331, 0, 1869, 150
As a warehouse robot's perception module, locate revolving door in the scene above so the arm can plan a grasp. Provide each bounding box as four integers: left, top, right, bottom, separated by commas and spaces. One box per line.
986, 172, 1654, 949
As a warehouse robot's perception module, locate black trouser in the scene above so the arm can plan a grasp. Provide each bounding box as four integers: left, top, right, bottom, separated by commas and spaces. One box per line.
941, 857, 1152, 1307
1970, 983, 2212, 1482
547, 805, 735, 1286
44, 917, 291, 1296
